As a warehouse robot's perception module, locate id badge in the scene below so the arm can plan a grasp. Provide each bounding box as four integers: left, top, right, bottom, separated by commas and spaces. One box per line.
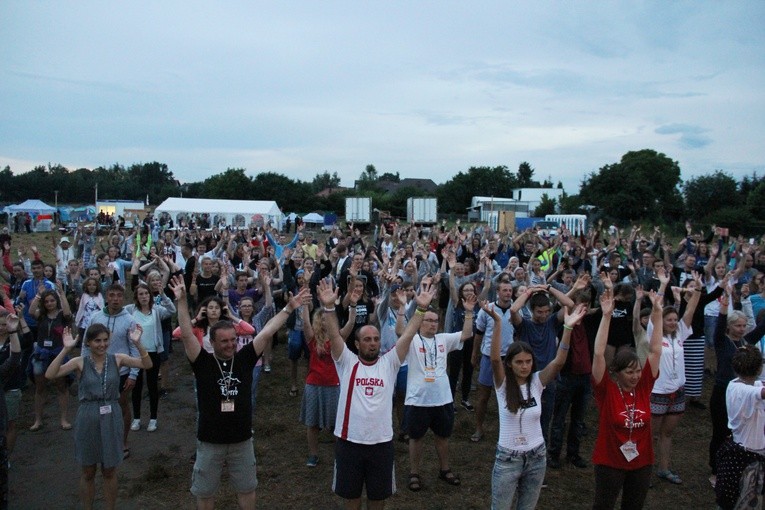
619, 440, 639, 462
99, 404, 112, 415
43, 340, 53, 348
513, 435, 528, 447
221, 400, 235, 412
424, 367, 435, 383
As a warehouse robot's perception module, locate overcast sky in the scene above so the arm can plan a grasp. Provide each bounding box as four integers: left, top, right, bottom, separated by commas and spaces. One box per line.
2, 1, 763, 193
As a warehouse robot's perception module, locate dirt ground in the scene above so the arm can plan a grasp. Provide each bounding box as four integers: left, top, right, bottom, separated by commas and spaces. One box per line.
11, 344, 718, 510
6, 232, 718, 509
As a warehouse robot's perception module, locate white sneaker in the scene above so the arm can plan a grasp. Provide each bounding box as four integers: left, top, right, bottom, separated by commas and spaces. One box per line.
147, 419, 158, 432
130, 419, 141, 431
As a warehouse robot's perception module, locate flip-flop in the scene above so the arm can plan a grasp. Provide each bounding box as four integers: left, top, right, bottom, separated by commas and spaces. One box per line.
29, 423, 43, 432
657, 469, 682, 484
123, 448, 131, 460
61, 423, 73, 431
470, 431, 483, 443
289, 388, 298, 397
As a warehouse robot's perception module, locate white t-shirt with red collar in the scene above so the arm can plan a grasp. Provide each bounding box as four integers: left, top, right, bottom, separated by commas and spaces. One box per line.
333, 346, 401, 445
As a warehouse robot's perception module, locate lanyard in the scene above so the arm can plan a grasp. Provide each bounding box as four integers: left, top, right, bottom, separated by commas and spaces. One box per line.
89, 355, 108, 402
214, 355, 235, 401
418, 334, 437, 368
616, 383, 635, 442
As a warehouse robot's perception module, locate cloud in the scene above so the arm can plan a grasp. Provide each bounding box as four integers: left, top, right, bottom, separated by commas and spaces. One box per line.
655, 124, 712, 149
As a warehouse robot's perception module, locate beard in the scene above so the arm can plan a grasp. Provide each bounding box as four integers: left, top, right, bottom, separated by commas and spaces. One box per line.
358, 350, 379, 362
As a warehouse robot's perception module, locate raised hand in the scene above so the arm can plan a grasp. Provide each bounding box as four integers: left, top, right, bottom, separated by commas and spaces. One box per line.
129, 324, 143, 345
317, 278, 337, 308
480, 300, 500, 321
657, 268, 670, 286
461, 292, 477, 311
62, 327, 77, 349
599, 288, 615, 316
564, 303, 588, 328
414, 279, 436, 309
5, 313, 19, 333
169, 275, 186, 301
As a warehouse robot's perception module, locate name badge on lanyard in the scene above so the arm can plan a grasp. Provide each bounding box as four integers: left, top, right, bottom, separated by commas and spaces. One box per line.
221, 400, 235, 412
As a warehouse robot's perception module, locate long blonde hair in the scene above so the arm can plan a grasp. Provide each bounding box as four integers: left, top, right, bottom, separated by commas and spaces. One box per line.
310, 309, 329, 356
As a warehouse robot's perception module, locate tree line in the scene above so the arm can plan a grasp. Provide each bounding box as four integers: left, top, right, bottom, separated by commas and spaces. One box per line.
1, 149, 762, 235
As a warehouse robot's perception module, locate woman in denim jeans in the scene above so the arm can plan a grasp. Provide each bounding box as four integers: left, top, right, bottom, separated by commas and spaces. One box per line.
487, 294, 588, 509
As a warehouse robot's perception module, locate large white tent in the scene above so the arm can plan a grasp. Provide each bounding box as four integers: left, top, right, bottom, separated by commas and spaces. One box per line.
4, 199, 56, 214
154, 197, 282, 228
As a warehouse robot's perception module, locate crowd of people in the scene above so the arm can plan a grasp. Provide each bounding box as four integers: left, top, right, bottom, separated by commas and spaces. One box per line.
0, 216, 764, 509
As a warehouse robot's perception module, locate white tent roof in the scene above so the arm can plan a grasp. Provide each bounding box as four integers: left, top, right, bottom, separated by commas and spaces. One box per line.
302, 212, 324, 223
5, 199, 57, 213
154, 197, 282, 217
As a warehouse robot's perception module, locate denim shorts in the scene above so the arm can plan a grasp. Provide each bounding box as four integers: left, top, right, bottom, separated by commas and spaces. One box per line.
287, 330, 309, 361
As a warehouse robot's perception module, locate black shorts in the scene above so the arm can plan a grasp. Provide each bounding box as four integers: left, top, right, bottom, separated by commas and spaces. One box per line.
405, 403, 455, 440
333, 439, 395, 501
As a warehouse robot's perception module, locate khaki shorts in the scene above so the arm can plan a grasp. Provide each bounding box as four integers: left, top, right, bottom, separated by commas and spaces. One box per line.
191, 439, 257, 498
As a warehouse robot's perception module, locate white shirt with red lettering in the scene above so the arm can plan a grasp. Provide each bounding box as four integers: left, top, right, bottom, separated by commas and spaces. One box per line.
405, 332, 463, 406
333, 346, 401, 445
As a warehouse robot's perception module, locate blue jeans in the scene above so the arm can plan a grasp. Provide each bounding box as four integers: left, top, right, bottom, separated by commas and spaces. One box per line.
548, 373, 591, 459
492, 443, 546, 510
704, 315, 718, 349
251, 364, 263, 414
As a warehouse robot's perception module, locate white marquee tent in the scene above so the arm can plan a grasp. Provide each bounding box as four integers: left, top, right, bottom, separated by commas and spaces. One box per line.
4, 199, 57, 214
154, 197, 282, 228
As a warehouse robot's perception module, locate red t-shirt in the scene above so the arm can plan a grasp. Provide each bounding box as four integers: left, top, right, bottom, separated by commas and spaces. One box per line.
306, 339, 339, 386
591, 360, 657, 470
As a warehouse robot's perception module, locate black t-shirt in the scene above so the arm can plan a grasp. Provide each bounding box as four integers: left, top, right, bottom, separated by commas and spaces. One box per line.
190, 345, 259, 444
196, 275, 219, 303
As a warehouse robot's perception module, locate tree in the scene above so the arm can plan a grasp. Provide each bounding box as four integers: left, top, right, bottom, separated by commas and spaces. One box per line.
311, 171, 341, 193
517, 162, 535, 187
533, 193, 557, 217
379, 171, 400, 183
356, 164, 380, 192
746, 181, 765, 220
201, 168, 253, 199
252, 172, 312, 212
578, 149, 683, 222
683, 171, 739, 222
437, 166, 518, 214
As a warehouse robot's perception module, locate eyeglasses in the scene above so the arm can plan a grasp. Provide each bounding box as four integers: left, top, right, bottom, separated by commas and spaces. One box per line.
423, 318, 439, 323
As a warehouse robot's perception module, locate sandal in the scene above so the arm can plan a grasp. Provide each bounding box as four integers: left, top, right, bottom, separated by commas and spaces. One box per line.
470, 431, 483, 443
408, 473, 422, 492
657, 469, 682, 484
29, 423, 43, 432
289, 388, 298, 397
439, 469, 461, 486
123, 448, 131, 460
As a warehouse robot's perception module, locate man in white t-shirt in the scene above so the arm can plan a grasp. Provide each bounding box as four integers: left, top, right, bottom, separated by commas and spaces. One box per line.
319, 277, 436, 510
405, 296, 476, 491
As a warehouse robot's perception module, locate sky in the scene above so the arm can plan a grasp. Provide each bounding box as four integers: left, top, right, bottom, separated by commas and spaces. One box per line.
1, 1, 764, 194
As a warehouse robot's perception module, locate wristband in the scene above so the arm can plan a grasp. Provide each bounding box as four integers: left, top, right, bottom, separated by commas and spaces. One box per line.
656, 292, 664, 297
415, 308, 426, 316
323, 307, 336, 313
558, 343, 570, 351
464, 313, 474, 320
281, 307, 292, 314
562, 324, 574, 331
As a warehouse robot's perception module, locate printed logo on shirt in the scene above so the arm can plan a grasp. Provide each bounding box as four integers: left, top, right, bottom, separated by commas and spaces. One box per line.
418, 347, 425, 353
619, 405, 647, 429
438, 344, 445, 353
218, 373, 242, 398
365, 387, 373, 396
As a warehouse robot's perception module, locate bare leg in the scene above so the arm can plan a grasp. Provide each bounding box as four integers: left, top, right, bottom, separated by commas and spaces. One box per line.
434, 435, 450, 471
197, 497, 215, 510
657, 413, 682, 472
344, 498, 362, 510
367, 500, 385, 510
290, 360, 298, 393
80, 465, 97, 510
31, 376, 46, 429
119, 387, 132, 450
473, 384, 491, 438
236, 491, 256, 510
102, 466, 118, 510
56, 378, 71, 428
409, 437, 424, 476
263, 336, 273, 367
307, 426, 320, 456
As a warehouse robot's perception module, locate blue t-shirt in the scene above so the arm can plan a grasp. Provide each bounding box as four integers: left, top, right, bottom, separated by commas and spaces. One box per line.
517, 315, 560, 370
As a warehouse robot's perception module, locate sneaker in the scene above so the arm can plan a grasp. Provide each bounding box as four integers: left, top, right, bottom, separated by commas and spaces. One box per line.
130, 419, 141, 431
461, 400, 475, 412
567, 455, 588, 469
147, 419, 158, 432
264, 364, 272, 373
306, 455, 319, 467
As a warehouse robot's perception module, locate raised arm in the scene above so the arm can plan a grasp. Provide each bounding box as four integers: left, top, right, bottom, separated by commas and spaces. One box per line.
540, 304, 587, 386
45, 326, 83, 380
680, 271, 703, 327
591, 289, 614, 385
483, 302, 505, 388
646, 290, 664, 377
117, 325, 153, 370
317, 278, 345, 360
169, 275, 202, 362
394, 277, 437, 363
252, 286, 309, 356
